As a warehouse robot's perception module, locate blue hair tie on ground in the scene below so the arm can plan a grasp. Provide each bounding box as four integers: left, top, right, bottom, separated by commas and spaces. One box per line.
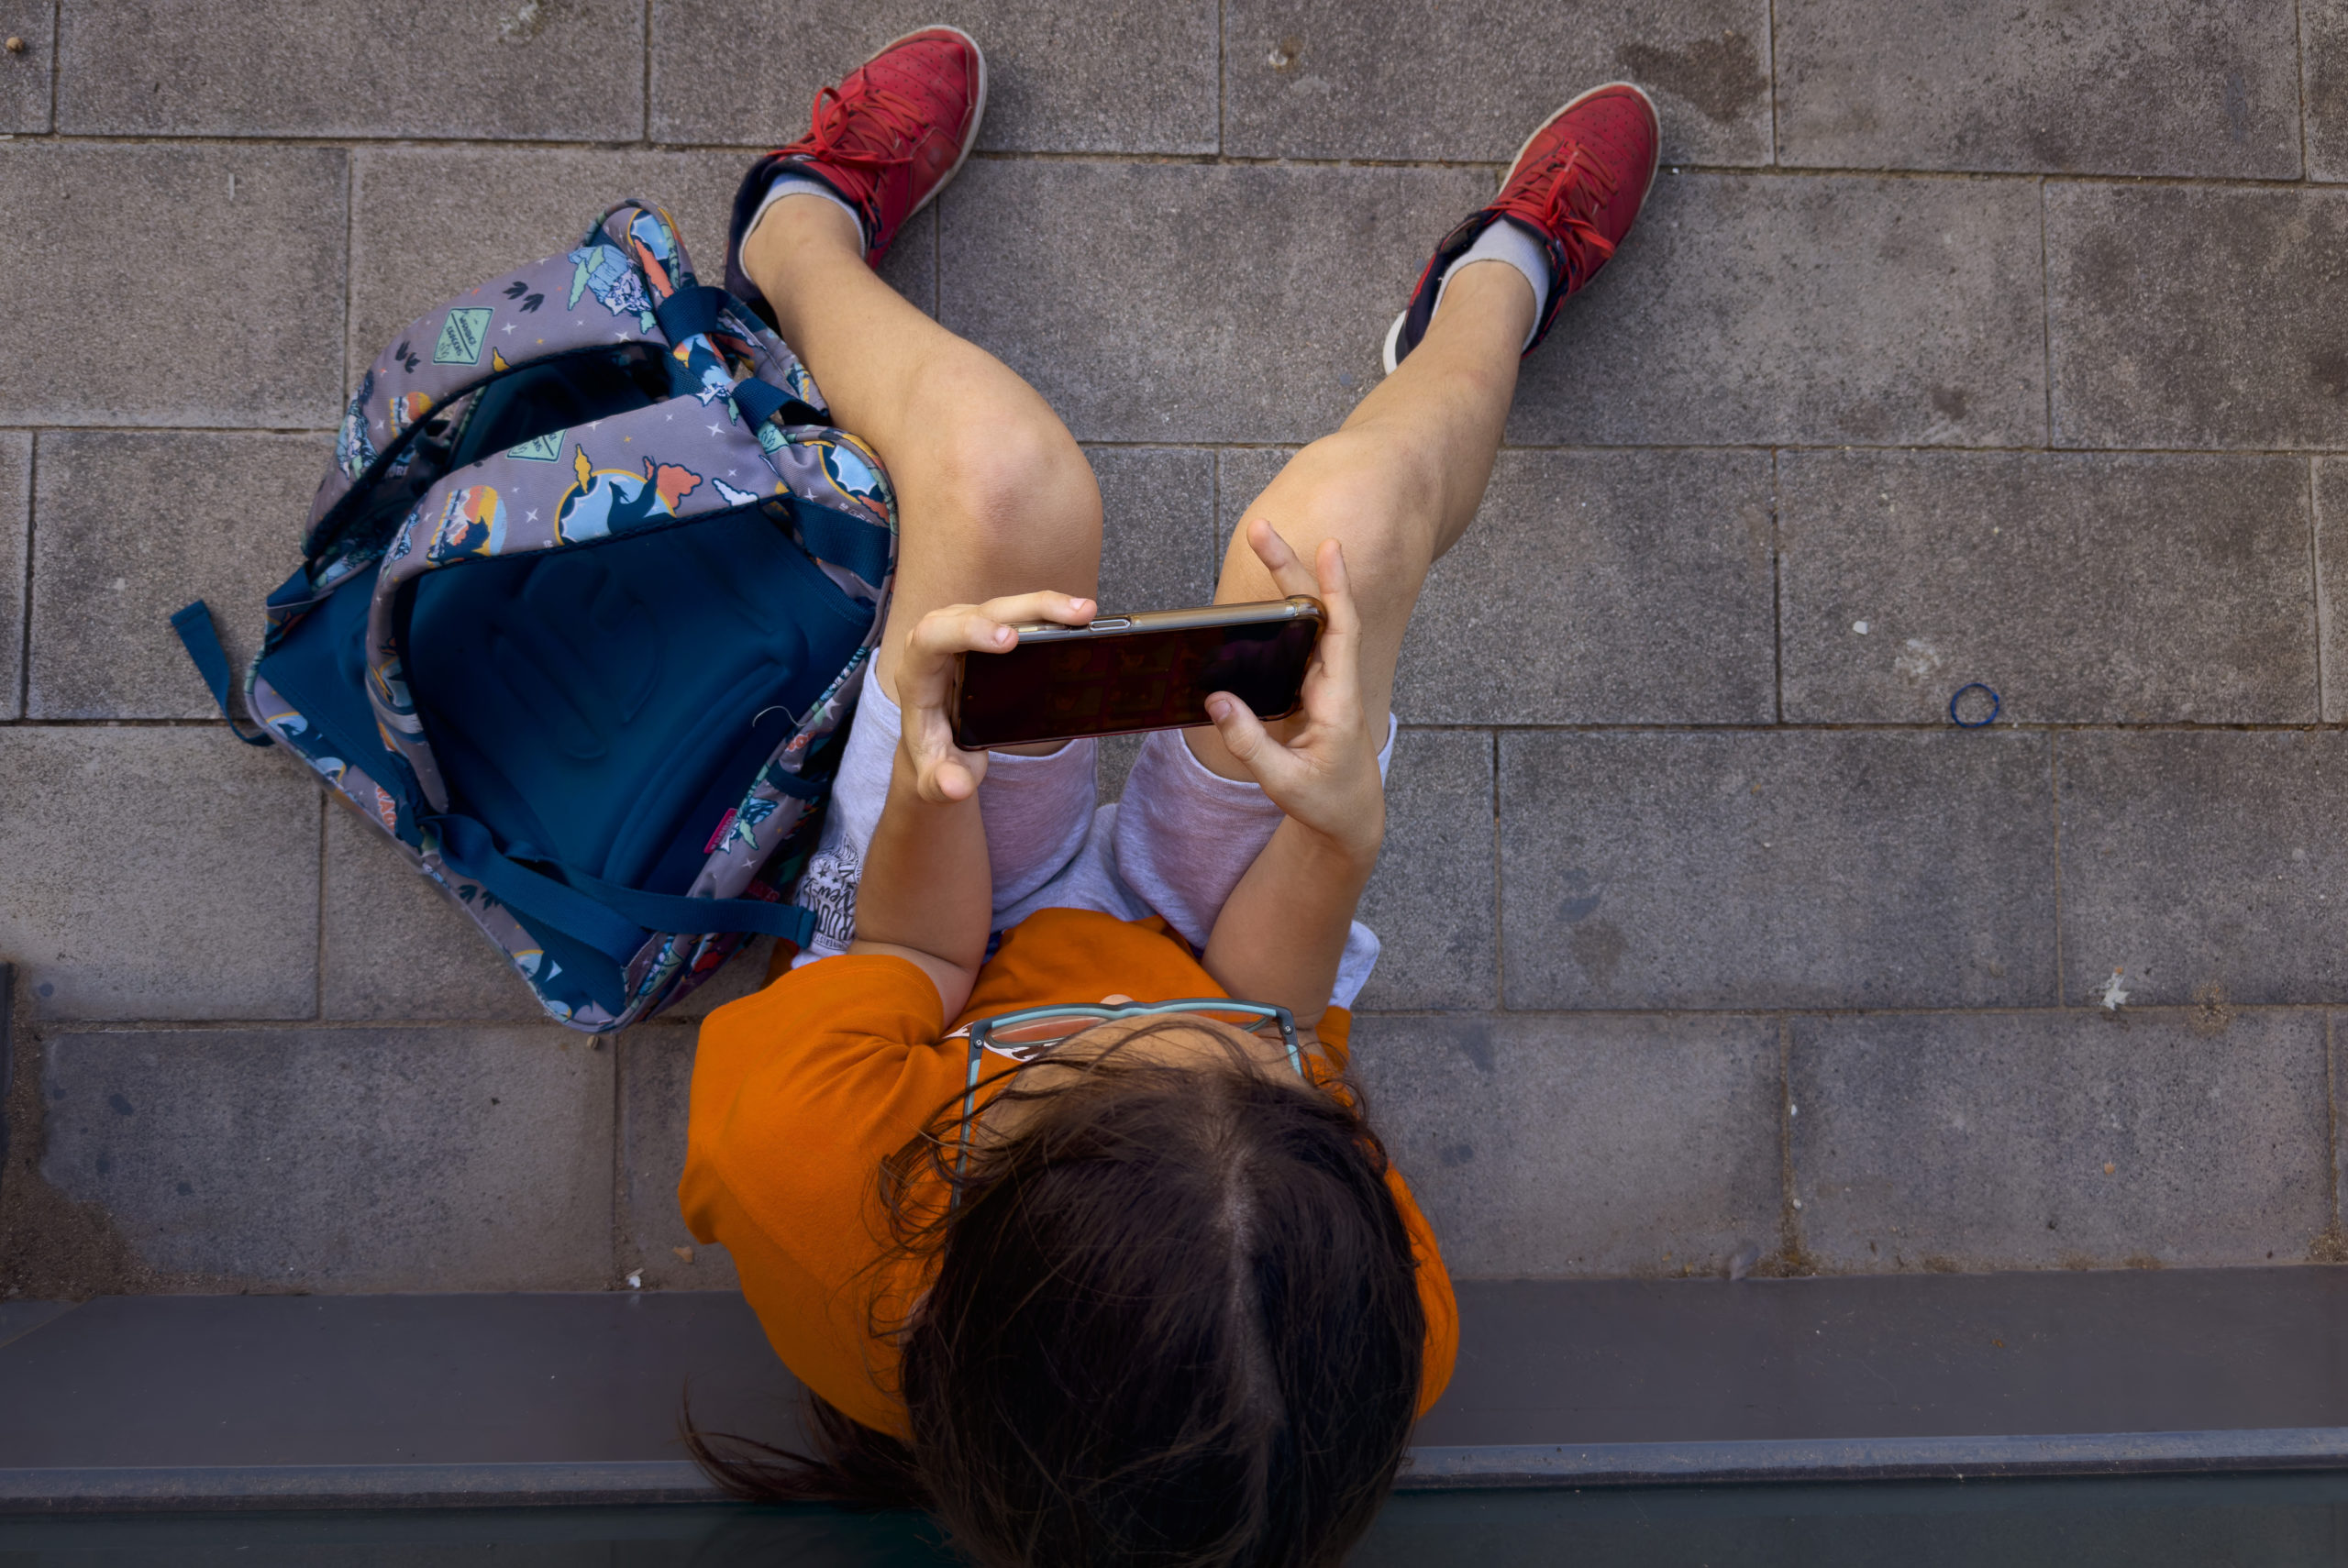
1949, 682, 2000, 728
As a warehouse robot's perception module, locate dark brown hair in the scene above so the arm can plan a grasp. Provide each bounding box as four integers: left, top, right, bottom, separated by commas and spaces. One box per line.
684, 1023, 1427, 1567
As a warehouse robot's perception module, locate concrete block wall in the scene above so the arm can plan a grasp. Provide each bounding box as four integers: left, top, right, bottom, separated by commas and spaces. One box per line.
3, 0, 2344, 1297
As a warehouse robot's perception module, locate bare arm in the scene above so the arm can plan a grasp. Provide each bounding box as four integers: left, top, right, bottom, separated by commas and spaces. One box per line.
1201, 820, 1378, 1023
1199, 525, 1387, 1023
847, 745, 992, 1017
847, 590, 1096, 1019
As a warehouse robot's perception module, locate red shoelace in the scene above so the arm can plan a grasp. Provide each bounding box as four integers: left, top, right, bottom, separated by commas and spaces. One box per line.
1490, 141, 1621, 292
802, 80, 932, 171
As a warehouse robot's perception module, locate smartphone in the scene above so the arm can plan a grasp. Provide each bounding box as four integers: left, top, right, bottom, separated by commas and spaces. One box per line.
951, 597, 1324, 750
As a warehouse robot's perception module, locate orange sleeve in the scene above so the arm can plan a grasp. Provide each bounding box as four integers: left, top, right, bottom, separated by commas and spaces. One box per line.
1314, 1008, 1459, 1416
682, 954, 962, 1437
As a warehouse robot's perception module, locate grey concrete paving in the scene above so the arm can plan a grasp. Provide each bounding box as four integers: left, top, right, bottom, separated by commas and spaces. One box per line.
42, 1026, 613, 1289
1790, 1010, 2332, 1271
1775, 0, 2303, 177
1513, 172, 2047, 448
1499, 731, 2057, 1010
1352, 730, 1495, 1012
348, 149, 937, 383
0, 1, 49, 132
0, 431, 26, 720
5, 1, 2347, 1296
1220, 0, 1770, 167
941, 160, 1491, 444
0, 728, 319, 1021
320, 806, 546, 1023
2308, 4, 2348, 182
1220, 446, 1778, 724
28, 432, 320, 719
1348, 1012, 1782, 1277
619, 1025, 740, 1293
2058, 731, 2348, 1008
652, 0, 1219, 153
2317, 458, 2348, 722
2048, 184, 2348, 449
1778, 450, 2320, 724
1089, 446, 1218, 614
57, 0, 645, 139
0, 145, 347, 428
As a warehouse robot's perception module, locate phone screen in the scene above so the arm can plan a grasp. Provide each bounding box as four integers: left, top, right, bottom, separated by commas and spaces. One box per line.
954, 615, 1320, 749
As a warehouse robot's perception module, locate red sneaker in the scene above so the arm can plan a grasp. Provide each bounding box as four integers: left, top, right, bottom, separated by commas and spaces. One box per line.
1382, 82, 1660, 372
726, 27, 986, 309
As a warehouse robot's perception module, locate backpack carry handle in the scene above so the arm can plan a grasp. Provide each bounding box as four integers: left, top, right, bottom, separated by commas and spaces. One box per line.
169, 601, 275, 747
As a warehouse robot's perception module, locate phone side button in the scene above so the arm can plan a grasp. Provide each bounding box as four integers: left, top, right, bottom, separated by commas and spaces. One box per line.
1088, 617, 1132, 631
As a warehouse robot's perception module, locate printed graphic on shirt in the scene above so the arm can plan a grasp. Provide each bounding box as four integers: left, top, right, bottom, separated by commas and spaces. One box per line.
797, 839, 862, 957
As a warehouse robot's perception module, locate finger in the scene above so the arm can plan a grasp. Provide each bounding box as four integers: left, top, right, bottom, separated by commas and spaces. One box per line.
907, 605, 1025, 663
919, 755, 980, 804
908, 593, 1097, 662
1204, 691, 1304, 793
1299, 542, 1367, 727
1312, 537, 1360, 644
976, 591, 1097, 630
1244, 517, 1323, 601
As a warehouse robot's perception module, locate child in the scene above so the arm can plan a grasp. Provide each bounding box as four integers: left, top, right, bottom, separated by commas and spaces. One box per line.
681, 27, 1658, 1566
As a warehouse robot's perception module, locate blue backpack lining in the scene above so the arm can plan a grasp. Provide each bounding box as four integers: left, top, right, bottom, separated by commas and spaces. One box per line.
251, 561, 412, 833
257, 503, 869, 1017
403, 507, 869, 898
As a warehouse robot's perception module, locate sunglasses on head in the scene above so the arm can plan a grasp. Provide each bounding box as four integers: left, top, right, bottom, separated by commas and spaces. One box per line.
947, 998, 1303, 1177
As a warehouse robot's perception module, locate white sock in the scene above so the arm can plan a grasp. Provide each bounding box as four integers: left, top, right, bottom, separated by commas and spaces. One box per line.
1432, 218, 1550, 349
743, 171, 867, 258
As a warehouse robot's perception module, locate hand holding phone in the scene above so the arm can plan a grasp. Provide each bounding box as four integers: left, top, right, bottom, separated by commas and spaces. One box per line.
950, 596, 1324, 751
1191, 521, 1386, 863
893, 590, 1097, 804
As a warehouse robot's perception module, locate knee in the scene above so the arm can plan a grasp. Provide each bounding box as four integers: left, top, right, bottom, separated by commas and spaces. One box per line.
933, 416, 1101, 569
1265, 436, 1436, 558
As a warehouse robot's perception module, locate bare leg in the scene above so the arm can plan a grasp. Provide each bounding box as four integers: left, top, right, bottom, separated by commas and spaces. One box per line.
1187, 261, 1536, 778
739, 197, 1102, 728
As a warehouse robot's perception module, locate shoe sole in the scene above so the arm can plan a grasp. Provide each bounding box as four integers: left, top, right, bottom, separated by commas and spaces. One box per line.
879, 24, 989, 228
1382, 80, 1663, 375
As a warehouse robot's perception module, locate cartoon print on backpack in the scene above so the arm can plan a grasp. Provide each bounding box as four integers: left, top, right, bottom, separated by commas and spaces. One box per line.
384, 391, 438, 478
337, 370, 380, 480
817, 434, 892, 512
618, 207, 684, 300
555, 446, 703, 543
426, 485, 507, 563
391, 391, 436, 434
723, 796, 781, 855
568, 237, 655, 331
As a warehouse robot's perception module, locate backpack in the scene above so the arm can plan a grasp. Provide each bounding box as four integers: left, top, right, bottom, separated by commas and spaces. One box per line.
171, 199, 896, 1032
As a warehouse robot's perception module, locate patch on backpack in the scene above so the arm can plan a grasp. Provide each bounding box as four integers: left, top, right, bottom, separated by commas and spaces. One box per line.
434, 307, 494, 366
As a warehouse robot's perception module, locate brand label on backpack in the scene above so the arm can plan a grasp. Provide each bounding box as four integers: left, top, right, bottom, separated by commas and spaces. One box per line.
433, 308, 494, 366
506, 430, 565, 462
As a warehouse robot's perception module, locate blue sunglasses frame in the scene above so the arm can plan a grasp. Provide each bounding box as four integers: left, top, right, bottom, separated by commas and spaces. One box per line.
948, 998, 1303, 1177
